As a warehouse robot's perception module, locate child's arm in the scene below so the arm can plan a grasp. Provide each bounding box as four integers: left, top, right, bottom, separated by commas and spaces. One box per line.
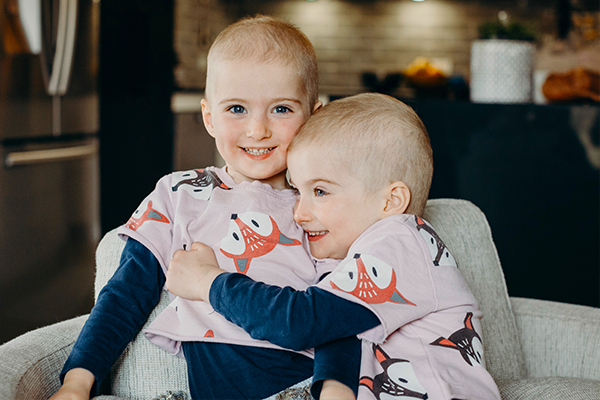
167, 243, 379, 349
53, 238, 164, 399
168, 243, 369, 399
209, 272, 379, 350
313, 336, 362, 400
320, 380, 356, 400
209, 270, 368, 398
49, 368, 95, 400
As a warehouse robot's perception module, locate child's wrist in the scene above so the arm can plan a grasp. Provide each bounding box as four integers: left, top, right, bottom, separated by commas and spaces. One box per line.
64, 367, 95, 385
62, 368, 95, 396
198, 266, 225, 303
319, 379, 355, 400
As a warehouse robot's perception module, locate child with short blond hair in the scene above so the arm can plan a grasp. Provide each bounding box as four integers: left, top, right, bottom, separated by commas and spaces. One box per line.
168, 93, 501, 400
288, 92, 432, 215
51, 15, 371, 400
205, 15, 320, 110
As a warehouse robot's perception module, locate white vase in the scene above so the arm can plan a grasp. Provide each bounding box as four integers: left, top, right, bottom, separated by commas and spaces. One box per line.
470, 39, 536, 104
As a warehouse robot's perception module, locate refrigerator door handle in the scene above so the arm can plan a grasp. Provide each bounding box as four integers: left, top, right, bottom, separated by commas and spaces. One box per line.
4, 142, 98, 168
46, 0, 78, 96
57, 0, 78, 95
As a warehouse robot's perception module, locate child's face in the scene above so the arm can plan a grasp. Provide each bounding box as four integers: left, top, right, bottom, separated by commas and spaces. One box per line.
288, 147, 386, 259
201, 59, 317, 190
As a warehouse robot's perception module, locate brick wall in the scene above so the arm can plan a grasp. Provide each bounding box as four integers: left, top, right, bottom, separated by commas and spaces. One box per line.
174, 0, 240, 90
174, 0, 598, 96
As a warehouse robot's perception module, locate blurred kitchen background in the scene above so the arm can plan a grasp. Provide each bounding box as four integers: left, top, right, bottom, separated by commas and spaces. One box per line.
1, 0, 598, 344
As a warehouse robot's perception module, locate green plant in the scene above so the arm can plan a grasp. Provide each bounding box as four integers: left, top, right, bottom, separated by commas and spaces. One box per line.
478, 21, 535, 41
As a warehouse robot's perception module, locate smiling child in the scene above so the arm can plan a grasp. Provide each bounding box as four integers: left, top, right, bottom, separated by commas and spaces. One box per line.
167, 93, 502, 400
50, 15, 368, 400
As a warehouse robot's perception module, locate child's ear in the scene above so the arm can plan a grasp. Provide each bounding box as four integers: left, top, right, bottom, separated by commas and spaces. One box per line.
312, 100, 323, 114
383, 181, 411, 216
201, 99, 215, 138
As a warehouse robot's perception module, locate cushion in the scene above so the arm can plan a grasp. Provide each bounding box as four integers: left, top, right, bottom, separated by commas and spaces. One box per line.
0, 315, 87, 400
95, 230, 190, 399
511, 297, 600, 380
496, 377, 600, 400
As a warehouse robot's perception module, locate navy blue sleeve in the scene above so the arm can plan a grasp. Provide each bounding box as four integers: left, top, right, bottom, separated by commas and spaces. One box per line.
60, 238, 164, 396
312, 336, 362, 399
209, 273, 380, 351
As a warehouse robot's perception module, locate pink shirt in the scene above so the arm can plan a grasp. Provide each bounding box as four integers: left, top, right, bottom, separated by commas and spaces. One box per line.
118, 167, 500, 398
117, 167, 326, 357
316, 214, 500, 400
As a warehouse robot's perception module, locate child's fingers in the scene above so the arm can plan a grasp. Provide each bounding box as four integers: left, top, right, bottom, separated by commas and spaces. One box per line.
190, 242, 210, 252
172, 248, 187, 259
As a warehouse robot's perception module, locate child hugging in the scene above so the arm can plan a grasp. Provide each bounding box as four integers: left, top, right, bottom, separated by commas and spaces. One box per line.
50, 12, 500, 400
168, 93, 502, 400
51, 15, 367, 400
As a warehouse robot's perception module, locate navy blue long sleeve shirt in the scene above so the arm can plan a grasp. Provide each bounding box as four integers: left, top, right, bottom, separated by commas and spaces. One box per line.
61, 238, 165, 396
209, 273, 380, 350
61, 239, 379, 399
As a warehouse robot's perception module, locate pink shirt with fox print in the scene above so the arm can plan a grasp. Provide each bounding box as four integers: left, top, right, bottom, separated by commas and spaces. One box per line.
117, 167, 331, 358
118, 166, 500, 399
315, 214, 501, 400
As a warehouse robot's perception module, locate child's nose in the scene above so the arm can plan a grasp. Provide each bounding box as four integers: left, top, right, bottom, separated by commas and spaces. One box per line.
293, 198, 310, 223
246, 114, 271, 140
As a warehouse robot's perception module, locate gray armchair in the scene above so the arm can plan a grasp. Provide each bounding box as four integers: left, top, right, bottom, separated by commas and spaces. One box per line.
1, 199, 598, 400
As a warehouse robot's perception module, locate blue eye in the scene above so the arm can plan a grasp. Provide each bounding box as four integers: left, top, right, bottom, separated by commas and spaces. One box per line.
273, 106, 291, 114
229, 105, 246, 114
314, 188, 327, 197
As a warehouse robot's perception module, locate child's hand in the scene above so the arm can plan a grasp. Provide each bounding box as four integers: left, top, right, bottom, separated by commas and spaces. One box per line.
48, 368, 95, 400
166, 242, 226, 302
319, 380, 356, 400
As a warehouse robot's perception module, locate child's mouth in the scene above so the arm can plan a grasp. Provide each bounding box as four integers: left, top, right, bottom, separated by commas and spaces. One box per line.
243, 147, 275, 156
307, 230, 327, 241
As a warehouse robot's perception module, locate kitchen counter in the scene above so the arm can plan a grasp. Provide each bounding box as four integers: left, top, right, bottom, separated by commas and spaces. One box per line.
172, 92, 204, 113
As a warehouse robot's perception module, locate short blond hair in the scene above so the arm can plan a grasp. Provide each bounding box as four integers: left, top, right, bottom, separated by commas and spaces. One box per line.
206, 15, 319, 107
290, 93, 433, 216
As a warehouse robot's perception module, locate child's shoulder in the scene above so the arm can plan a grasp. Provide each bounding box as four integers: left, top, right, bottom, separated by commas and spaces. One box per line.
383, 213, 435, 231
364, 213, 430, 238
359, 214, 458, 269
166, 167, 232, 201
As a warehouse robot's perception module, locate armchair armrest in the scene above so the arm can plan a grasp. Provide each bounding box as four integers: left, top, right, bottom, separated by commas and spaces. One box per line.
0, 315, 87, 400
510, 297, 600, 380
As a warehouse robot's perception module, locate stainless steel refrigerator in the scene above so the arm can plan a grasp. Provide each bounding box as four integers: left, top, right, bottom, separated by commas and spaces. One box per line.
0, 0, 100, 343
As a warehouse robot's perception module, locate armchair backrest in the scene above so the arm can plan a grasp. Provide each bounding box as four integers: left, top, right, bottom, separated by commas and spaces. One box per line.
94, 198, 526, 397
95, 228, 190, 398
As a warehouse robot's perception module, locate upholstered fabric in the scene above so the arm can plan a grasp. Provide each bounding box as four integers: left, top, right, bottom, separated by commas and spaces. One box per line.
94, 228, 190, 399
496, 377, 600, 400
510, 297, 600, 380
1, 199, 598, 400
0, 315, 87, 400
106, 291, 190, 399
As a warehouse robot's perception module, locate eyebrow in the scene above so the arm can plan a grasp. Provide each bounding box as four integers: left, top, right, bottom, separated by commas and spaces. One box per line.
293, 178, 340, 187
218, 97, 303, 106
274, 98, 303, 105
218, 98, 244, 106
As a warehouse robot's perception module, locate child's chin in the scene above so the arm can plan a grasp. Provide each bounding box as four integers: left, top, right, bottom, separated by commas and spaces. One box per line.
308, 245, 326, 259
309, 246, 345, 260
